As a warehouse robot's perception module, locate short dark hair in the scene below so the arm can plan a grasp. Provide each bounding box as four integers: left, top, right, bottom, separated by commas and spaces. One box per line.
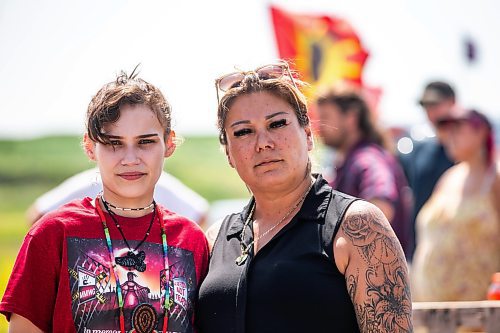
424, 81, 455, 100
86, 70, 171, 145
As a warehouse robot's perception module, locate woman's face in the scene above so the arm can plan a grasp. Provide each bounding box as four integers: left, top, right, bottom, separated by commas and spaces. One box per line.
85, 103, 175, 206
223, 91, 313, 192
444, 120, 485, 162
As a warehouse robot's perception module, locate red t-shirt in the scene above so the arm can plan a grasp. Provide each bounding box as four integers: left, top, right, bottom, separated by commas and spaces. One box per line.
0, 197, 209, 333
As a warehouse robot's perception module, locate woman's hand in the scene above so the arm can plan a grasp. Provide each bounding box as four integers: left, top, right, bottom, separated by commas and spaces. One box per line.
334, 200, 413, 332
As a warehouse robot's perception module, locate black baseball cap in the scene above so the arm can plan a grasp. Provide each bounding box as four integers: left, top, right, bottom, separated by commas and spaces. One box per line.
419, 81, 455, 106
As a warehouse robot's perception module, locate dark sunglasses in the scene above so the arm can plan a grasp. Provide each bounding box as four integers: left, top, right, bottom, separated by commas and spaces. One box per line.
215, 61, 298, 106
418, 100, 442, 108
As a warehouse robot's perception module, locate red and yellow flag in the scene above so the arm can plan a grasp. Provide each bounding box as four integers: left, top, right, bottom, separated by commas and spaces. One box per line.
271, 6, 368, 88
270, 6, 381, 120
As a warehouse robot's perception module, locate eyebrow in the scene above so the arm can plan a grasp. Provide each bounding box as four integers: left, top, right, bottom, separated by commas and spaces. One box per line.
229, 111, 289, 127
104, 133, 160, 139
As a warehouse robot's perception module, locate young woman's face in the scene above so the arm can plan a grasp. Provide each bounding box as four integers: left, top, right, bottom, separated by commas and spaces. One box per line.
85, 104, 174, 206
444, 120, 485, 162
224, 91, 313, 192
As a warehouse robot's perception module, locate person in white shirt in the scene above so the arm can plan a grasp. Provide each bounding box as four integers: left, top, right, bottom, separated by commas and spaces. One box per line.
26, 167, 209, 225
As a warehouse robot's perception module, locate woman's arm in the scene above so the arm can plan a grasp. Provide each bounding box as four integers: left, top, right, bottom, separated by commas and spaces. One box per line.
334, 200, 413, 332
9, 313, 43, 333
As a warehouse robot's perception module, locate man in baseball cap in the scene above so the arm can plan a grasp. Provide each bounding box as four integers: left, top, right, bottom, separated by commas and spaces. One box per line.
418, 81, 456, 127
401, 80, 457, 261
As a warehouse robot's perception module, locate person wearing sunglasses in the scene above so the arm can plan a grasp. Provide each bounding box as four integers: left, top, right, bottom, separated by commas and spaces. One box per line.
412, 108, 500, 301
399, 80, 456, 261
0, 70, 209, 333
197, 60, 412, 332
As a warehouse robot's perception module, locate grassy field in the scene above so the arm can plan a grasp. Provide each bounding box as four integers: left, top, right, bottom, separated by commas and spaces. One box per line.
0, 134, 251, 332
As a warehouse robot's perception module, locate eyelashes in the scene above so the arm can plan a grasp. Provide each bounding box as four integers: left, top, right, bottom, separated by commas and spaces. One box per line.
270, 119, 287, 128
106, 139, 157, 147
138, 139, 155, 144
232, 118, 289, 138
234, 128, 252, 137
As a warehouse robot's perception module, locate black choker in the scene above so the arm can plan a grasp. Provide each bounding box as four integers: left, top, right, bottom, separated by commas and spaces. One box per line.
102, 199, 156, 272
101, 196, 154, 212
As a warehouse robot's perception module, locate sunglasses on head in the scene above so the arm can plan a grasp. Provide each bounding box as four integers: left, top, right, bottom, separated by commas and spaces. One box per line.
215, 61, 298, 105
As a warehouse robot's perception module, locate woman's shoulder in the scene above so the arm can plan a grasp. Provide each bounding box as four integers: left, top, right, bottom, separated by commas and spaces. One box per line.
341, 200, 396, 247
335, 199, 405, 273
342, 200, 393, 234
430, 163, 465, 193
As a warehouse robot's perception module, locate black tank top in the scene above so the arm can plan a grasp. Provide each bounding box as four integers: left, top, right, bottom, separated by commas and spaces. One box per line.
197, 175, 360, 333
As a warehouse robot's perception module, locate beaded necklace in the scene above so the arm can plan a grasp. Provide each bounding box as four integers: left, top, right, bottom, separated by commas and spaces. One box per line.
95, 196, 171, 333
102, 196, 155, 211
102, 199, 155, 272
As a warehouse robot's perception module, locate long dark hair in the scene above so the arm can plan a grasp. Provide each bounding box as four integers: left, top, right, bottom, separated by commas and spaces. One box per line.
316, 87, 390, 150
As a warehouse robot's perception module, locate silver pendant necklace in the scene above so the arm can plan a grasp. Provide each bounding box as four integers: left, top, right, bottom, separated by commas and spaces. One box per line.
235, 180, 314, 266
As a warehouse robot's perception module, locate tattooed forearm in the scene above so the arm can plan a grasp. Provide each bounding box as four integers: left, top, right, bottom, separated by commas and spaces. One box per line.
342, 202, 413, 333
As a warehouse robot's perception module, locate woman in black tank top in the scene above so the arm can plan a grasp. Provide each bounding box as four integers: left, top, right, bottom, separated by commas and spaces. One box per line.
197, 60, 412, 333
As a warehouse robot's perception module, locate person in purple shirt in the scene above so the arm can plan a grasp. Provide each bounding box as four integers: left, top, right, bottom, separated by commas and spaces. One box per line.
316, 84, 413, 258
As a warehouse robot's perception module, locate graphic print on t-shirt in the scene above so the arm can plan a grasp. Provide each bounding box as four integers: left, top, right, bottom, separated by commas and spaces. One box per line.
67, 237, 196, 333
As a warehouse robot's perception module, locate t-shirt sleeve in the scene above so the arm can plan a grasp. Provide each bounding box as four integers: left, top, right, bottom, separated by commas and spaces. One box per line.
0, 222, 63, 332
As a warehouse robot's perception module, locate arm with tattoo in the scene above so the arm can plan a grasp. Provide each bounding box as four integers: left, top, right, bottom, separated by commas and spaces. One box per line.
338, 200, 413, 332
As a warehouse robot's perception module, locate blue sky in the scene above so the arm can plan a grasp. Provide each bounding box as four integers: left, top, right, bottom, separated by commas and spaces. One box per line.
0, 0, 498, 138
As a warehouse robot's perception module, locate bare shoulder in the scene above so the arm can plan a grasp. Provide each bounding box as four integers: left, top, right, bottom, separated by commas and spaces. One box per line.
433, 163, 463, 193
337, 201, 399, 253
205, 219, 224, 252
336, 200, 413, 332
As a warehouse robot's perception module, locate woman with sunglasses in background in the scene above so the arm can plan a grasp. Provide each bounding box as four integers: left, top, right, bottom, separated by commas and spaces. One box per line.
412, 108, 500, 301
197, 60, 412, 332
0, 70, 209, 333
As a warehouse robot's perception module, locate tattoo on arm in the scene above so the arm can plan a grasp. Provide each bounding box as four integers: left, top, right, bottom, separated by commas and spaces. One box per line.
342, 204, 413, 333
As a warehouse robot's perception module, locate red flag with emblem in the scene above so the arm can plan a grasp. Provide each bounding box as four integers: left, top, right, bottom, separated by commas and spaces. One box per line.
270, 6, 381, 121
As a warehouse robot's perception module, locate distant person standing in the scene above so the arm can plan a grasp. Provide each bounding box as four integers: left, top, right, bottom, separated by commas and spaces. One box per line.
26, 167, 209, 226
412, 108, 500, 301
316, 85, 412, 258
400, 81, 456, 260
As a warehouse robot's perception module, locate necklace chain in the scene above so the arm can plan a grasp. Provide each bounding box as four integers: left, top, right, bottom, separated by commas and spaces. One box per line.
101, 196, 155, 211
95, 196, 171, 333
102, 199, 156, 252
236, 179, 314, 265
